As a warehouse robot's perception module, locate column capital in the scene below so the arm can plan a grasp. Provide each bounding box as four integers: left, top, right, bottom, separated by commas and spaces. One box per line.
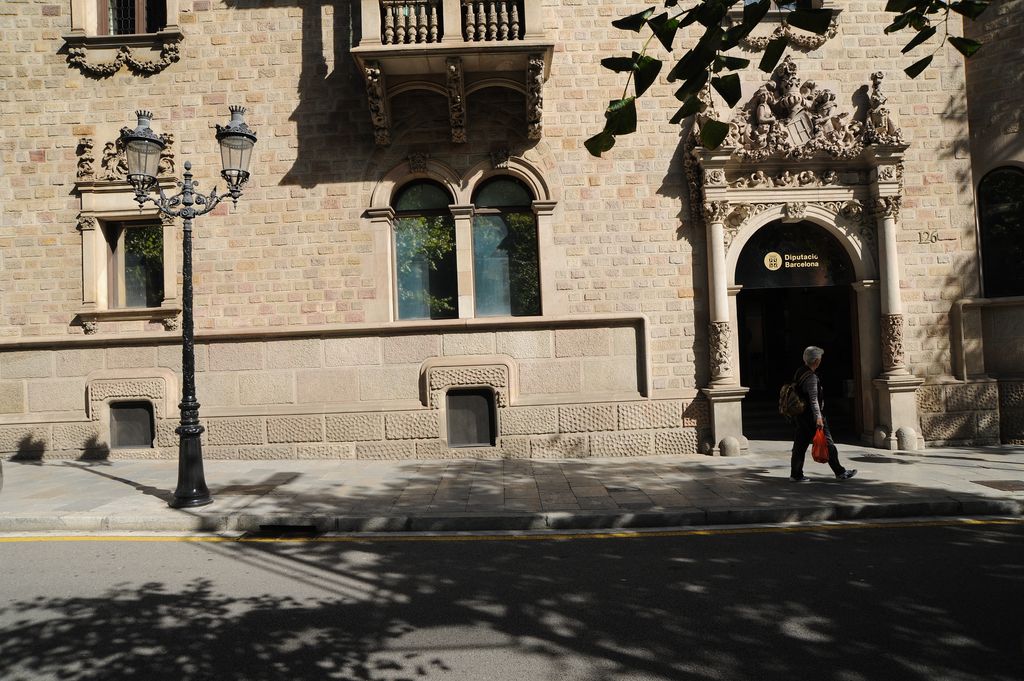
703, 200, 730, 224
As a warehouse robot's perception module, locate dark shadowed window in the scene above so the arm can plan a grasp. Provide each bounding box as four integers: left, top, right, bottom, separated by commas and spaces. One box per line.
446, 388, 496, 448
978, 167, 1024, 298
110, 401, 155, 449
471, 177, 540, 317
393, 181, 458, 320
100, 0, 167, 35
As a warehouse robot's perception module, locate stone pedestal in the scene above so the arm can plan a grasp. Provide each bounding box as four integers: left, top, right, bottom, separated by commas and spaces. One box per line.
700, 385, 749, 456
873, 374, 924, 450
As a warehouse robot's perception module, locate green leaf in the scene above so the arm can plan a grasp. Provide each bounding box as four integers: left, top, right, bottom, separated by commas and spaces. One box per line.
647, 12, 680, 52
634, 55, 663, 97
885, 0, 920, 11
759, 37, 788, 72
786, 8, 834, 35
949, 36, 983, 57
949, 1, 991, 20
904, 54, 933, 78
699, 119, 731, 150
600, 56, 636, 73
711, 74, 742, 108
667, 25, 723, 81
669, 94, 706, 124
605, 97, 638, 135
612, 7, 655, 32
673, 69, 709, 102
901, 25, 936, 53
713, 55, 751, 73
744, 0, 771, 27
585, 130, 616, 157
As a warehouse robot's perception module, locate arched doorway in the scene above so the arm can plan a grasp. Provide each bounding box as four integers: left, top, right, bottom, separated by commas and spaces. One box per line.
735, 220, 859, 440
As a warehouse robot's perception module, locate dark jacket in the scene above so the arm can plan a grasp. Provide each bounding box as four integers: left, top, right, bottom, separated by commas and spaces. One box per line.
795, 366, 823, 421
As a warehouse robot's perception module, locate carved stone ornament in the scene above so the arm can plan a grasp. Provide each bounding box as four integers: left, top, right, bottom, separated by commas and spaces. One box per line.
161, 316, 181, 331
863, 72, 906, 146
76, 138, 95, 180
881, 313, 905, 371
696, 57, 904, 162
704, 169, 726, 187
704, 200, 731, 223
82, 320, 98, 335
709, 321, 731, 378
158, 133, 175, 177
446, 57, 467, 144
874, 196, 902, 221
736, 16, 839, 51
527, 55, 544, 140
364, 62, 391, 146
783, 202, 808, 221
729, 168, 838, 188
66, 38, 181, 77
408, 152, 429, 173
76, 214, 97, 232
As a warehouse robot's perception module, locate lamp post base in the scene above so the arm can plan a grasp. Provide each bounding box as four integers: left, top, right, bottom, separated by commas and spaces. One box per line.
170, 425, 212, 508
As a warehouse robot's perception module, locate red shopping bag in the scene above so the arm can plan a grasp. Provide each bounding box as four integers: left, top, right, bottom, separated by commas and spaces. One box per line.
811, 427, 829, 463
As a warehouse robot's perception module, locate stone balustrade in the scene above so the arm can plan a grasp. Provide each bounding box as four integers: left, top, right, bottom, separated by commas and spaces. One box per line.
462, 0, 523, 41
381, 0, 443, 45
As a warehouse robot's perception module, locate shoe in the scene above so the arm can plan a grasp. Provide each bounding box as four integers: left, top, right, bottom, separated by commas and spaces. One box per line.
836, 469, 857, 480
789, 475, 810, 482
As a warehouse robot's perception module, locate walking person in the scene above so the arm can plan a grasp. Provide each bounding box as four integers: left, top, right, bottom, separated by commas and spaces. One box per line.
790, 346, 857, 482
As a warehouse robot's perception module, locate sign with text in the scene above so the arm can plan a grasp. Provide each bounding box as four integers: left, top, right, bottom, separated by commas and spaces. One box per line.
737, 221, 853, 289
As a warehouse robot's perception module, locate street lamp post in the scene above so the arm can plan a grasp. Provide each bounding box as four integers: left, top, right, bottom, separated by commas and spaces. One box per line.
120, 107, 257, 509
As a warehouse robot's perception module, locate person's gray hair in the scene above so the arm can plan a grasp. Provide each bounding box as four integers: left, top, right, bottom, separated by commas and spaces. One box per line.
803, 346, 824, 366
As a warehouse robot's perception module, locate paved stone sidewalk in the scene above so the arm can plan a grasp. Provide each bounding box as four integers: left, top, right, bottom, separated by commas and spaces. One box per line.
1, 440, 1022, 533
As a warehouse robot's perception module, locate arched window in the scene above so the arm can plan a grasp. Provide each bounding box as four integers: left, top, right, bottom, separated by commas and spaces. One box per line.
471, 177, 540, 316
392, 181, 458, 320
978, 167, 1024, 298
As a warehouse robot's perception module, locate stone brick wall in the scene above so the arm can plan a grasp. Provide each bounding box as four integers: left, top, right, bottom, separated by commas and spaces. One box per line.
999, 381, 1024, 445
917, 381, 1000, 446
0, 321, 709, 458
0, 1, 995, 453
965, 0, 1024, 180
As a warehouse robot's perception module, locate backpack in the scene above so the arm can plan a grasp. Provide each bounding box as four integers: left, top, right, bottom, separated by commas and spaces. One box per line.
779, 369, 811, 419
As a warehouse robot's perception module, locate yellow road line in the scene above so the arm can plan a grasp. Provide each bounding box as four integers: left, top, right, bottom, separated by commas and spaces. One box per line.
0, 517, 1021, 543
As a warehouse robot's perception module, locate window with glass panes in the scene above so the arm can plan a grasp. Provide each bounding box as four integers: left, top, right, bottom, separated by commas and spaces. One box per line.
472, 177, 540, 317
99, 0, 167, 35
978, 167, 1024, 298
105, 221, 164, 309
392, 181, 458, 320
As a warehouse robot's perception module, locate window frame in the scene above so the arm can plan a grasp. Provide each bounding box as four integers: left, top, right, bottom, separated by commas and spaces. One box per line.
977, 165, 1024, 299
470, 176, 541, 318
104, 219, 166, 310
391, 180, 460, 321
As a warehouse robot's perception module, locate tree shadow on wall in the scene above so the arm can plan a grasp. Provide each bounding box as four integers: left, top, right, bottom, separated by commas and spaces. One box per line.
0, 524, 1022, 680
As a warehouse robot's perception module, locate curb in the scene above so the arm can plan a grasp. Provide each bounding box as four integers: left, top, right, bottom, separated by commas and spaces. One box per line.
1, 498, 1020, 534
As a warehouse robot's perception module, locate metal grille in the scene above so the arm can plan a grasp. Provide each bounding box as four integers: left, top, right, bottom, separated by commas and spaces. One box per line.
108, 0, 137, 35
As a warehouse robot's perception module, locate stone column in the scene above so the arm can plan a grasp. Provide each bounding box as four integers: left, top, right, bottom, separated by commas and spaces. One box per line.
875, 196, 907, 376
450, 204, 475, 318
365, 207, 395, 322
705, 200, 733, 386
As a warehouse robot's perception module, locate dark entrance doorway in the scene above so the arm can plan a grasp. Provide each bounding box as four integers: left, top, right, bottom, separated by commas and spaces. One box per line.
735, 220, 859, 440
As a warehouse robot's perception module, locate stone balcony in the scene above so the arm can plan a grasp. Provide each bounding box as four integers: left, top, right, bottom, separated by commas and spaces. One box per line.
351, 0, 553, 145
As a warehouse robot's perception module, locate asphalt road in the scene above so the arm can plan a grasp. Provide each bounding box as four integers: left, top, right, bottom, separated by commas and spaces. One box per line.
1, 520, 1022, 681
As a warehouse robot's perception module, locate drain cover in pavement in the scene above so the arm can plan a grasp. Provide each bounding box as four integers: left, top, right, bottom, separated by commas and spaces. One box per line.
971, 480, 1024, 492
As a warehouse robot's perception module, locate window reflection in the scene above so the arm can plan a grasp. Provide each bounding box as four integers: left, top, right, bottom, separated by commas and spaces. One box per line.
472, 177, 540, 317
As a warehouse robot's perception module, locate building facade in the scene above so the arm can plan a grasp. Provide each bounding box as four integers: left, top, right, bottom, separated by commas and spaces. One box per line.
0, 0, 1021, 461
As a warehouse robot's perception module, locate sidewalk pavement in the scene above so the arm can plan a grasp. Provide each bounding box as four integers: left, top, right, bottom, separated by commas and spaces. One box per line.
1, 440, 1023, 534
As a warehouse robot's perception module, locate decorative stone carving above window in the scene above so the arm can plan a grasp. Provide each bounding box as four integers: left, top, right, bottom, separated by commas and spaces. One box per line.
726, 2, 838, 51
351, 0, 553, 145
63, 0, 182, 77
694, 56, 906, 163
73, 132, 181, 333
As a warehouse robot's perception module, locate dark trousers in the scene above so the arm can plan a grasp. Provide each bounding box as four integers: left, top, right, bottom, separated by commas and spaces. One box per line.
791, 416, 845, 478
